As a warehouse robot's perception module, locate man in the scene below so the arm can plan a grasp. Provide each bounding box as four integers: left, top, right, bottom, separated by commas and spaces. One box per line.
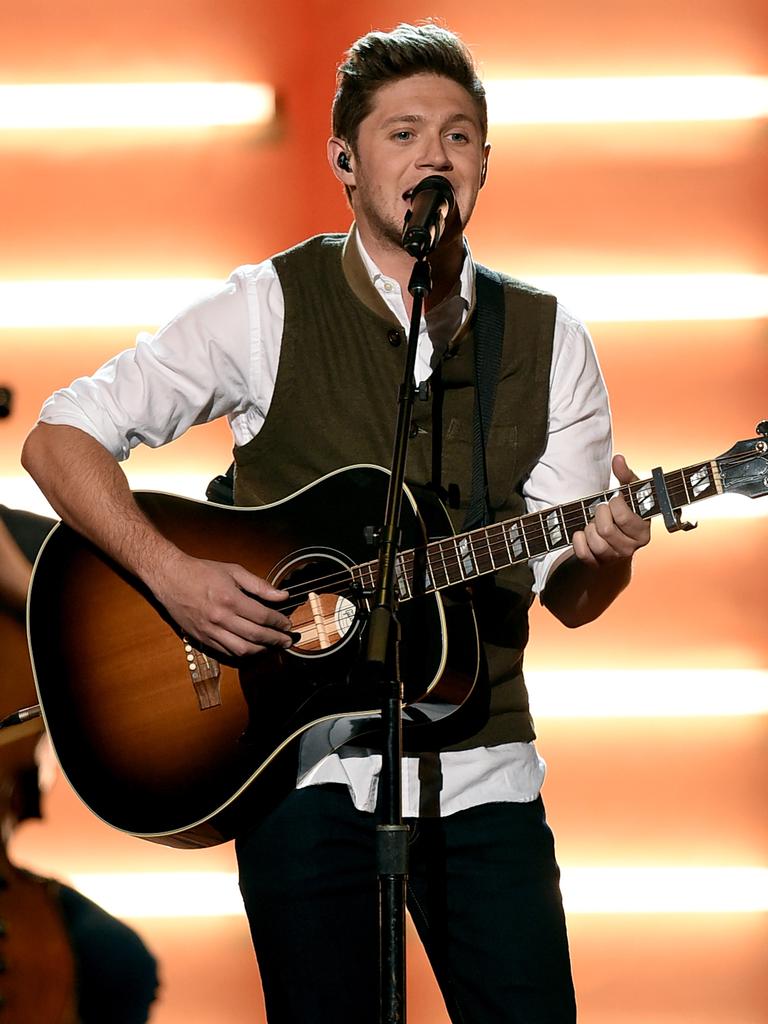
22, 23, 649, 1023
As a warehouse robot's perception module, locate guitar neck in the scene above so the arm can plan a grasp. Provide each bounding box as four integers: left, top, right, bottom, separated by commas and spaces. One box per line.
352, 457, 723, 602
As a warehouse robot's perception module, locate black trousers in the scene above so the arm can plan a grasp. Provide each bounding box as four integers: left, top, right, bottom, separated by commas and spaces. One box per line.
236, 784, 576, 1024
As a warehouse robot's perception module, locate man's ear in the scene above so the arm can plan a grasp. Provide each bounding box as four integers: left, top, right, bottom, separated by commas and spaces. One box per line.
328, 137, 356, 185
480, 143, 491, 188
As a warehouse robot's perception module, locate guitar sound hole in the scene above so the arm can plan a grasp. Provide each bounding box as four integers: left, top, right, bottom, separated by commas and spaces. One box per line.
274, 553, 360, 657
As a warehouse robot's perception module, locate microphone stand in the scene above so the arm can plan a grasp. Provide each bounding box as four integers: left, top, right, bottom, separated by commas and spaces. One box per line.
364, 255, 432, 1024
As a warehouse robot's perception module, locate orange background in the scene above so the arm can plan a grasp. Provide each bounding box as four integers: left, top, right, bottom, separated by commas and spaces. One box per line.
2, 2, 767, 1022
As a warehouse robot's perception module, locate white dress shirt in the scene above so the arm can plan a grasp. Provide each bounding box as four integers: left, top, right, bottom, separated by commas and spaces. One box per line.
40, 231, 612, 816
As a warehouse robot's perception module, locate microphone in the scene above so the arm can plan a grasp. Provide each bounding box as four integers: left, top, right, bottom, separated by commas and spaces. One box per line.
401, 175, 455, 259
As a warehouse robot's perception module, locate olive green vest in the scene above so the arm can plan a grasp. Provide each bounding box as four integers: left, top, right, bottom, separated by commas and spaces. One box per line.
233, 231, 555, 750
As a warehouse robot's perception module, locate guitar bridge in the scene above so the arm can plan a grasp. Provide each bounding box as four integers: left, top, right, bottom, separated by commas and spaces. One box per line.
181, 636, 222, 710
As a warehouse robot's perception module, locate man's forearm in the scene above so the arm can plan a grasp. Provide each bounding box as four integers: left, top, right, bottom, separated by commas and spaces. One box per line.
21, 422, 179, 588
21, 422, 294, 657
541, 552, 632, 628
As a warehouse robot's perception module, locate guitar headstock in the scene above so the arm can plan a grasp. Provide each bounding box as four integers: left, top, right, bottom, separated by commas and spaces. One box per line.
715, 421, 768, 500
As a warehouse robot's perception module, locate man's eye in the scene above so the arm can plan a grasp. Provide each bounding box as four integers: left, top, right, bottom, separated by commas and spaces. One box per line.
392, 130, 413, 141
447, 132, 469, 143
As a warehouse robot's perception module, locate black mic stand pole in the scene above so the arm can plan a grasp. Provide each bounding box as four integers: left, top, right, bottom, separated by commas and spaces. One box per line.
364, 254, 432, 1024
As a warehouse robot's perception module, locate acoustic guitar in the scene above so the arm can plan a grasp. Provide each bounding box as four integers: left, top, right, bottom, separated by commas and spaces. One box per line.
27, 424, 768, 849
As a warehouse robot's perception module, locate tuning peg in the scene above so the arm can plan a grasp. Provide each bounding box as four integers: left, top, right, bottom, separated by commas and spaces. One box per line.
756, 421, 768, 437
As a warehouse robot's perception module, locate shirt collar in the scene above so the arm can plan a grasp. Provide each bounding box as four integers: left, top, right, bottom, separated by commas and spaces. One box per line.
341, 223, 474, 326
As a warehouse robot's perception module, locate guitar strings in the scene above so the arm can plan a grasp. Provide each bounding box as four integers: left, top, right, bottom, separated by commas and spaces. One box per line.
276, 481, 660, 606
273, 451, 757, 618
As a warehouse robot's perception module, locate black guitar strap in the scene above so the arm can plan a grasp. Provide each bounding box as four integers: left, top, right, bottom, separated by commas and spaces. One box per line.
462, 265, 506, 531
206, 461, 235, 505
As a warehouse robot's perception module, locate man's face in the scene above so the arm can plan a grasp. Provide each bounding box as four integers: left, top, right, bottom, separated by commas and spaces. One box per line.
344, 74, 489, 253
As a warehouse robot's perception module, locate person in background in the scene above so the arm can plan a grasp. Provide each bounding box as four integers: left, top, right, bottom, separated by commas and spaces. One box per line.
0, 505, 159, 1021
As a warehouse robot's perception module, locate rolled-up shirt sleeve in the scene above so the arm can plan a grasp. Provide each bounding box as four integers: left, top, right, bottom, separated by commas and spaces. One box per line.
523, 303, 613, 594
38, 267, 268, 460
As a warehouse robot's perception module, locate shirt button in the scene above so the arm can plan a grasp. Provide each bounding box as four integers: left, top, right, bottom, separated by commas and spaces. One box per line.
383, 281, 394, 293
387, 329, 402, 347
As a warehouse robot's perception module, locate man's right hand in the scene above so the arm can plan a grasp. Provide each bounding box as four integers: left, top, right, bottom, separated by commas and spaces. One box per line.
149, 551, 293, 657
22, 424, 294, 659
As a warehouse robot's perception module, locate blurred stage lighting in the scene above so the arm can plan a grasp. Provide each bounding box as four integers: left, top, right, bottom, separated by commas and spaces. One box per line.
524, 274, 768, 322
0, 82, 275, 131
1, 273, 766, 328
486, 75, 768, 124
527, 669, 768, 719
1, 470, 765, 533
68, 865, 768, 918
0, 278, 223, 328
561, 866, 768, 914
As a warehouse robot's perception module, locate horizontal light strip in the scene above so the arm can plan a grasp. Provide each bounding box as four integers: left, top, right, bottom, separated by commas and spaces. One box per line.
527, 669, 768, 719
561, 866, 768, 913
3, 475, 767, 525
0, 475, 216, 519
485, 75, 768, 124
0, 475, 216, 518
2, 77, 762, 131
524, 273, 768, 322
69, 867, 768, 918
0, 278, 222, 328
2, 274, 767, 328
70, 872, 245, 918
0, 83, 275, 131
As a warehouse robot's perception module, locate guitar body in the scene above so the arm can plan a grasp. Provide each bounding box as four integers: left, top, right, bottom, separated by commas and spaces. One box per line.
23, 424, 768, 848
28, 466, 479, 848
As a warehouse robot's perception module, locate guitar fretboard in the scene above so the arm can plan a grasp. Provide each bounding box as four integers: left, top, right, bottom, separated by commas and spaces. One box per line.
351, 458, 723, 601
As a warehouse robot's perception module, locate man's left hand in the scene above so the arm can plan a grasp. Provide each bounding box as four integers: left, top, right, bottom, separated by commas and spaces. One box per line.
571, 454, 651, 567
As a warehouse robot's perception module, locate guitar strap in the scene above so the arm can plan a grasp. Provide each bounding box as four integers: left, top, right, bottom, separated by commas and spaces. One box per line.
206, 462, 235, 505
461, 265, 506, 531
